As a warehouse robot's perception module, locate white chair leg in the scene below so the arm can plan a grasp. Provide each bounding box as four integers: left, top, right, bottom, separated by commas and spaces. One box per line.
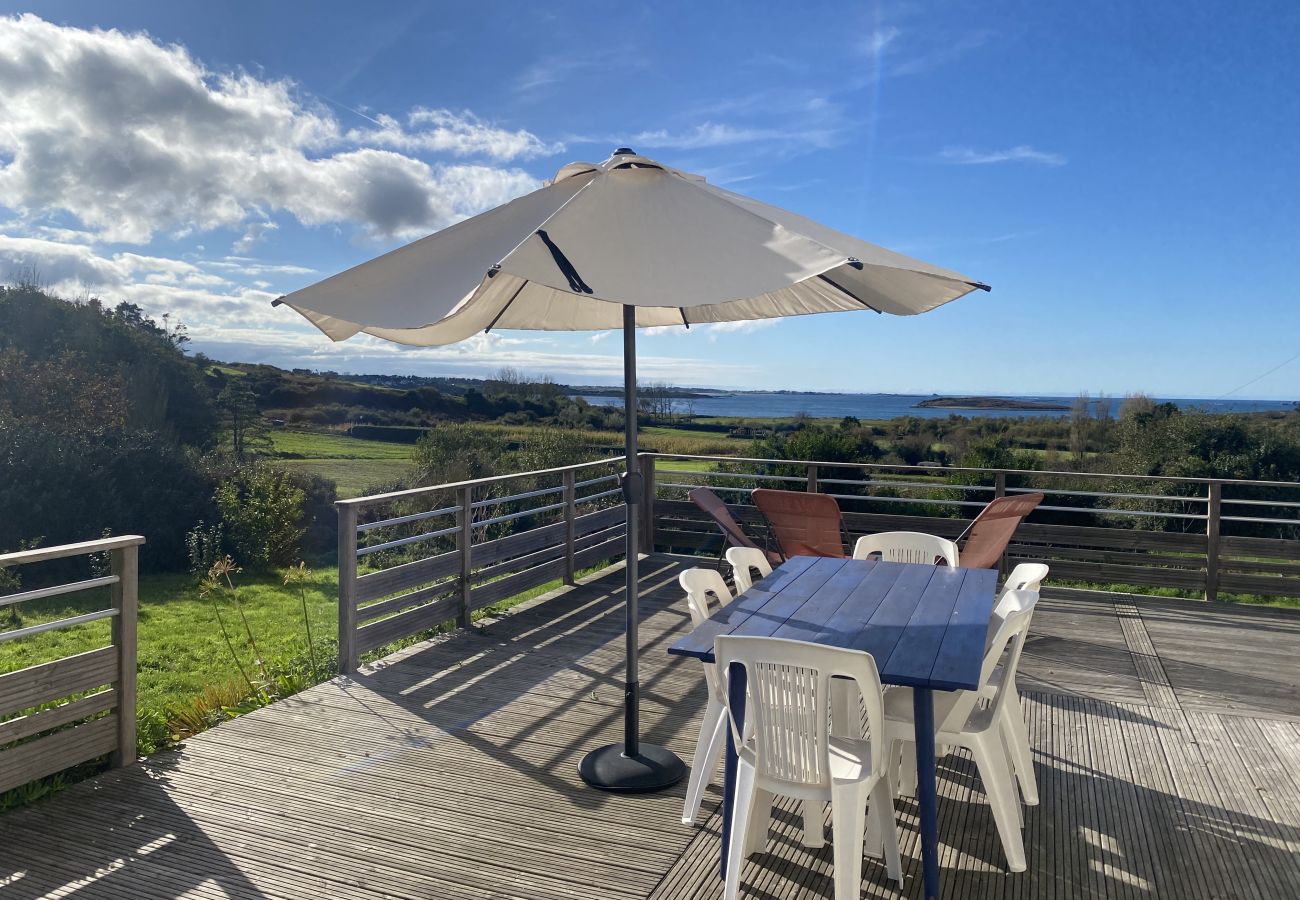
830, 782, 868, 900
897, 741, 918, 797
801, 800, 824, 849
1001, 694, 1038, 806
971, 735, 1027, 872
744, 788, 774, 857
724, 762, 758, 900
869, 777, 904, 885
865, 738, 897, 855
682, 697, 727, 825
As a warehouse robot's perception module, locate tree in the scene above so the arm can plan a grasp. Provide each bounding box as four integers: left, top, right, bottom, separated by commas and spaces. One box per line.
218, 381, 271, 458
1070, 392, 1091, 460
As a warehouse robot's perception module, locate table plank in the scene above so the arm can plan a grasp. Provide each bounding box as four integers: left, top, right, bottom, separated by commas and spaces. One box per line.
852, 563, 939, 682
666, 556, 821, 660
928, 567, 1000, 690
881, 566, 967, 688
768, 559, 873, 644
803, 560, 905, 651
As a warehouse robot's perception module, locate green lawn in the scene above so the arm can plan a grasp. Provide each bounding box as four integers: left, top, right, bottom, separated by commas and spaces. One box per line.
270, 429, 415, 497
0, 568, 338, 718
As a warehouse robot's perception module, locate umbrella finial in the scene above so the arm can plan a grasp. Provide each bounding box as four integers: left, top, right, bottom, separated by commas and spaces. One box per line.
613, 147, 635, 156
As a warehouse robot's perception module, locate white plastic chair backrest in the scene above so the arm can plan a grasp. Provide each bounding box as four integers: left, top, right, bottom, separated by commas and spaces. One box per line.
1003, 562, 1049, 594
678, 568, 732, 627
938, 591, 1037, 732
990, 565, 1047, 641
714, 636, 886, 789
852, 531, 959, 567
980, 600, 1035, 722
726, 546, 773, 594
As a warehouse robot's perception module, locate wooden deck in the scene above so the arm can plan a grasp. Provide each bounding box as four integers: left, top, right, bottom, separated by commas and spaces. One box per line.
3, 554, 1299, 900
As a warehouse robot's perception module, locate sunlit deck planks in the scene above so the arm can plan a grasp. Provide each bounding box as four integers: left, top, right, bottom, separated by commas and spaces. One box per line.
2, 554, 1299, 900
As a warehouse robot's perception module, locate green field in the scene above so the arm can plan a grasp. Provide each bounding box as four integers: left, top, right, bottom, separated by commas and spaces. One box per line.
0, 568, 338, 729
270, 429, 415, 497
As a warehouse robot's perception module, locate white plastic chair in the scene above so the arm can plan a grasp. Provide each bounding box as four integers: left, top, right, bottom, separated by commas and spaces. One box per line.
678, 568, 732, 826
852, 531, 959, 567
980, 563, 1049, 805
678, 568, 822, 842
994, 563, 1049, 617
879, 599, 1037, 872
716, 636, 903, 900
726, 546, 773, 594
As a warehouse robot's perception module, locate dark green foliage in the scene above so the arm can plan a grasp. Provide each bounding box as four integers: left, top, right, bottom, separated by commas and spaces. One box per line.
217, 380, 272, 458
0, 285, 215, 446
213, 466, 306, 569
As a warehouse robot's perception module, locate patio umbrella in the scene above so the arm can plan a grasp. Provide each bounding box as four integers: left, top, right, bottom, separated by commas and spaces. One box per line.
274, 148, 989, 792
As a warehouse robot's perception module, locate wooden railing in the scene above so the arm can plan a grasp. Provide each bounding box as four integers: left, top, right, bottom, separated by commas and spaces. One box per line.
644, 454, 1300, 603
335, 458, 633, 673
0, 535, 144, 794
336, 452, 1300, 673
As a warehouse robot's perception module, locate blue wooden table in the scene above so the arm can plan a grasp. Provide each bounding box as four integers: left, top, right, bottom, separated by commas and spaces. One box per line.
667, 555, 999, 900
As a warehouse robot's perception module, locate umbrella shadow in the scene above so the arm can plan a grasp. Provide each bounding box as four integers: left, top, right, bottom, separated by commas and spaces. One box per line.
328, 556, 706, 812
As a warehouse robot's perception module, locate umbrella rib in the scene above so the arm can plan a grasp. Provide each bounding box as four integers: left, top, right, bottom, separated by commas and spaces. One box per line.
485, 279, 529, 333
679, 307, 690, 329
817, 272, 882, 314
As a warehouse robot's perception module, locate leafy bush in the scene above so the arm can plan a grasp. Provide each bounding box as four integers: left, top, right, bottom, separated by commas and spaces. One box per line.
213, 467, 306, 569
185, 521, 225, 583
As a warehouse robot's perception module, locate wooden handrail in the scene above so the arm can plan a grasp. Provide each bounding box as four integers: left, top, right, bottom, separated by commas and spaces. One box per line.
645, 453, 1300, 490
336, 457, 623, 509
0, 534, 145, 568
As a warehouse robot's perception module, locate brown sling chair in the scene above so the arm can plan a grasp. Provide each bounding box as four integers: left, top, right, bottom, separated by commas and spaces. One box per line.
957, 492, 1045, 569
751, 488, 849, 558
688, 487, 784, 566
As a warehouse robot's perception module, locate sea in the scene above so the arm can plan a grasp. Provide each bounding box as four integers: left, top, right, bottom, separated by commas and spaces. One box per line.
575, 392, 1296, 421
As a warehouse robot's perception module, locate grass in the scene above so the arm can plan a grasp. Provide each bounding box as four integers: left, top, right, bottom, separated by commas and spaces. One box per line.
269, 429, 415, 497
0, 568, 339, 716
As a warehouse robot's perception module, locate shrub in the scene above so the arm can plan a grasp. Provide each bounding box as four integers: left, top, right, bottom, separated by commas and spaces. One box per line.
213, 466, 305, 568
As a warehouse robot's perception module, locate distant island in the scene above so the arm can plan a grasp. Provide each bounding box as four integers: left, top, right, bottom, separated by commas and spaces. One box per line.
915, 396, 1071, 411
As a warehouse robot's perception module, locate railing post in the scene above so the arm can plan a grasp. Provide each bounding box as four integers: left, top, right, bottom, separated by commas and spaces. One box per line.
458, 486, 474, 628
109, 543, 138, 769
1206, 481, 1222, 602
563, 471, 577, 585
807, 464, 819, 493
337, 503, 359, 674
640, 454, 656, 555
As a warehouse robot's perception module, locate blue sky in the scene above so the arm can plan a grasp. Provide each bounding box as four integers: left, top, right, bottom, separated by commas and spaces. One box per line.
1, 2, 1297, 397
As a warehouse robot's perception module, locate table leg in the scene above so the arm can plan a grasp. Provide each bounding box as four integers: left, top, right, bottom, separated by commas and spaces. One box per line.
913, 687, 941, 900
719, 661, 747, 881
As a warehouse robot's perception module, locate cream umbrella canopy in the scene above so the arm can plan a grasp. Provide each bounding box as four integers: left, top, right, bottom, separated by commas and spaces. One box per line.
274, 148, 990, 792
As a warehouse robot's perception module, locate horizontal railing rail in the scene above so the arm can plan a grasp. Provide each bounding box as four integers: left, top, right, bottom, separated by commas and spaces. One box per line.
644, 453, 1300, 602
336, 450, 1300, 673
0, 535, 144, 795
336, 458, 632, 673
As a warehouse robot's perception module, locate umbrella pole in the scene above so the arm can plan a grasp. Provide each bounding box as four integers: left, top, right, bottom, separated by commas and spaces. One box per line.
577, 305, 687, 793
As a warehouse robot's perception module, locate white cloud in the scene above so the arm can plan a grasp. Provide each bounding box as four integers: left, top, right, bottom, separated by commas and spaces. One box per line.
631, 122, 837, 151
347, 108, 562, 160
233, 221, 278, 253
0, 15, 547, 243
890, 29, 994, 77
858, 26, 901, 58
935, 145, 1067, 167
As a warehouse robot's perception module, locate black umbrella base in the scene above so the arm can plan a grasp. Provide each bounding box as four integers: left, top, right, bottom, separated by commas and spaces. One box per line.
578, 743, 687, 793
